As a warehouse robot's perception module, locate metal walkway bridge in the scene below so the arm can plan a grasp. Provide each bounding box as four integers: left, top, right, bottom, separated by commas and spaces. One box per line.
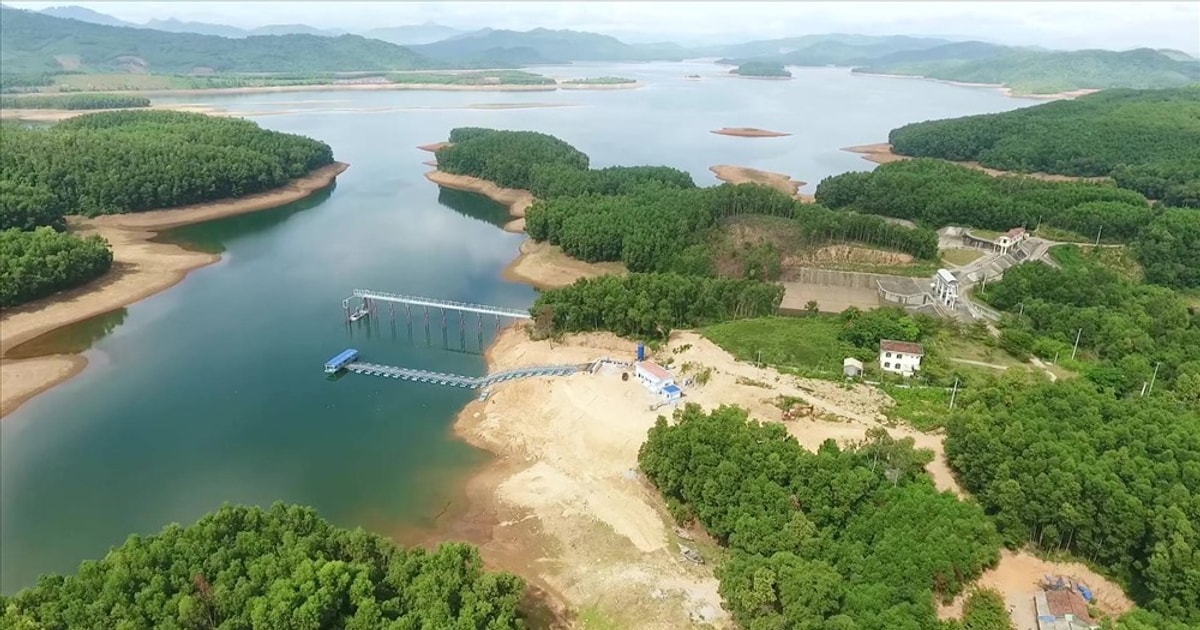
351, 289, 530, 319
344, 361, 585, 389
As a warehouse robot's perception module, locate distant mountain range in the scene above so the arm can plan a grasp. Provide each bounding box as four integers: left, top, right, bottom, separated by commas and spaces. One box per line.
33, 4, 463, 44
0, 7, 437, 73
408, 27, 690, 65
5, 5, 1198, 95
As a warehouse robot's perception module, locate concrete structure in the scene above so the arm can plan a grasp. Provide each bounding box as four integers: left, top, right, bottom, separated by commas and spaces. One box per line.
879, 340, 924, 376
843, 357, 864, 378
635, 360, 683, 401
932, 268, 961, 309
963, 227, 1029, 254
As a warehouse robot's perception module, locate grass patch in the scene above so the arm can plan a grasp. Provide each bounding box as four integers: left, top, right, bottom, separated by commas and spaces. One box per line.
577, 605, 624, 630
1032, 225, 1091, 243
939, 248, 983, 266
703, 316, 852, 373
936, 335, 1024, 368
1049, 243, 1143, 282
882, 385, 952, 430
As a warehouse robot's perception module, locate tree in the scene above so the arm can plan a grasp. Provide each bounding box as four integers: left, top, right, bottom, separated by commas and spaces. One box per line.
0, 503, 526, 629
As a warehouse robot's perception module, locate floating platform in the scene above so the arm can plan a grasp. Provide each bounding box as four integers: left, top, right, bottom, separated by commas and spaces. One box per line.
324, 348, 359, 373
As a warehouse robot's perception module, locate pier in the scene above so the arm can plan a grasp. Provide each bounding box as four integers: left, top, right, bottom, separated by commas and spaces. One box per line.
350, 289, 531, 320
342, 361, 586, 389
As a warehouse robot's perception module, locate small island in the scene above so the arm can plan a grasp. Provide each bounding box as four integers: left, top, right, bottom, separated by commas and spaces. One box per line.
730, 60, 792, 79
559, 76, 641, 90
711, 127, 792, 138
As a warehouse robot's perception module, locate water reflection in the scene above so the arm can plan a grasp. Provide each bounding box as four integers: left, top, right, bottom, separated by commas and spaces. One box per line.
436, 186, 512, 230
6, 308, 128, 359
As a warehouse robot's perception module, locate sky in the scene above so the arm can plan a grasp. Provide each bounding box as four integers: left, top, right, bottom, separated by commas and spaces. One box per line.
9, 1, 1200, 53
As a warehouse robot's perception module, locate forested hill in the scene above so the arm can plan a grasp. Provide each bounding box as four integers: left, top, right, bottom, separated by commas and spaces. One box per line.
855, 45, 1200, 94
887, 86, 1200, 207
0, 110, 336, 307
0, 6, 436, 73
0, 503, 526, 628
409, 28, 688, 65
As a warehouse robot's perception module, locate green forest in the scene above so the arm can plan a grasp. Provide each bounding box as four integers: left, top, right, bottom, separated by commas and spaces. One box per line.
815, 159, 1200, 289
1, 110, 334, 223
944, 376, 1200, 625
639, 404, 1002, 630
438, 127, 939, 279
0, 503, 525, 629
0, 93, 150, 109
888, 87, 1200, 207
977, 252, 1200, 398
0, 110, 334, 307
532, 273, 784, 339
0, 227, 112, 307
732, 61, 792, 78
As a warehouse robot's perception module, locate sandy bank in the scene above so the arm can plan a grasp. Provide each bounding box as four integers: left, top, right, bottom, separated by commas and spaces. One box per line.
418, 142, 453, 153
502, 239, 627, 289
443, 326, 971, 626
557, 81, 643, 90
424, 170, 535, 218
64, 83, 562, 98
423, 166, 625, 288
843, 143, 1111, 183
851, 71, 1101, 101
0, 103, 229, 123
0, 162, 349, 419
709, 164, 809, 199
710, 126, 791, 138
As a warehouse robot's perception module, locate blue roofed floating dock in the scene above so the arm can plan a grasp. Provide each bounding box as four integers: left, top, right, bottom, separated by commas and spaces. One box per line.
324, 348, 359, 373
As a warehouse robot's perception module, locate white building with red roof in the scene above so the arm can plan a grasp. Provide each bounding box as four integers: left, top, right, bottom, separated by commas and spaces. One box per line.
634, 360, 682, 401
879, 340, 924, 376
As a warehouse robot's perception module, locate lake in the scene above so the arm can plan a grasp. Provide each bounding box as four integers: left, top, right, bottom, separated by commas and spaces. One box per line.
0, 62, 1037, 592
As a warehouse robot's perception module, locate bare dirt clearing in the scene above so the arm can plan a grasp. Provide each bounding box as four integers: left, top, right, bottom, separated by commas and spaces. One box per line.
937, 549, 1133, 629
444, 326, 972, 627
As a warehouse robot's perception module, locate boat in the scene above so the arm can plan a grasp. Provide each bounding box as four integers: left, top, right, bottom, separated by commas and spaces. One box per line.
349, 307, 369, 322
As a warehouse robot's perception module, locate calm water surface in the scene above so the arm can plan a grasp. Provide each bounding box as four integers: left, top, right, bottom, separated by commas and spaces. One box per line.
0, 63, 1036, 591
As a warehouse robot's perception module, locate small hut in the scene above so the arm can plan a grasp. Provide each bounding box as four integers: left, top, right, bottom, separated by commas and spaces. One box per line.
843, 357, 864, 378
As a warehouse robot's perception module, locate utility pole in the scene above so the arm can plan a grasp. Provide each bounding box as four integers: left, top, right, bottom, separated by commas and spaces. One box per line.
1147, 362, 1162, 396
949, 377, 960, 411
1071, 328, 1083, 360
1095, 225, 1103, 247
1019, 302, 1025, 317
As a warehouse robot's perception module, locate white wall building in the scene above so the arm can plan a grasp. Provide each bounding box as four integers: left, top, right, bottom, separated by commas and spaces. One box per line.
634, 360, 682, 401
996, 227, 1028, 254
879, 340, 924, 377
932, 268, 960, 309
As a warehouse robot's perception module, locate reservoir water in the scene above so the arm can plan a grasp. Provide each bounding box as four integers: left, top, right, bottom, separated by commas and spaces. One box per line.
0, 62, 1037, 592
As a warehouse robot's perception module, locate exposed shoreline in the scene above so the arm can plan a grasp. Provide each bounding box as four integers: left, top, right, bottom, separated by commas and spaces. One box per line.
22, 81, 646, 99
710, 126, 791, 138
0, 162, 349, 419
709, 164, 812, 201
421, 160, 626, 288
849, 71, 1102, 100
842, 142, 1111, 182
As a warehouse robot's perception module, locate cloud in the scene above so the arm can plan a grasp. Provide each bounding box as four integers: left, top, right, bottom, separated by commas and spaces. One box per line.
8, 1, 1199, 53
